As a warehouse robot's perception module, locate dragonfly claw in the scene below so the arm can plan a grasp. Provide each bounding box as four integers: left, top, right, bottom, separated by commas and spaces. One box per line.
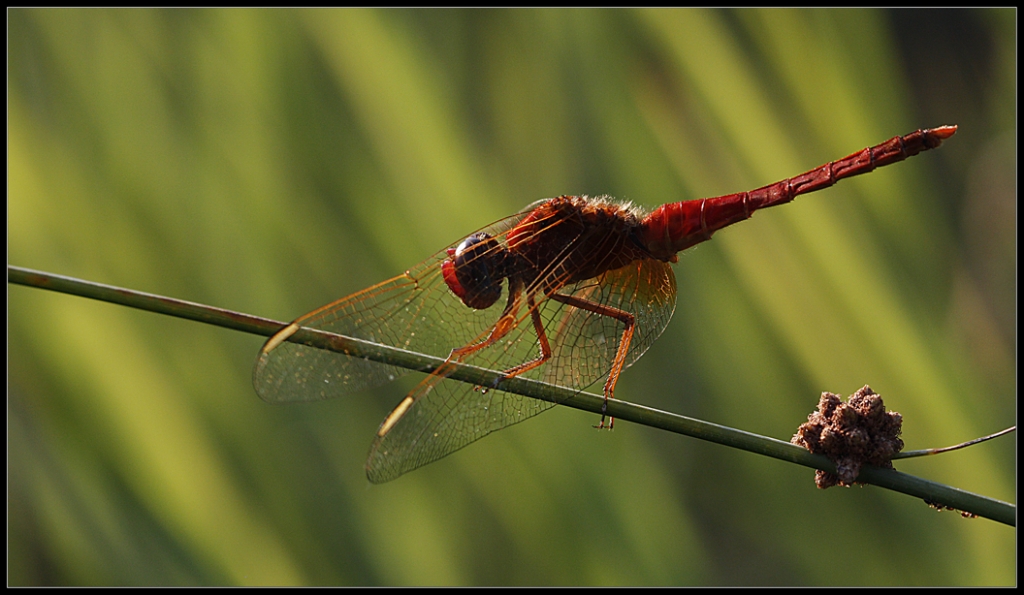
593, 400, 615, 430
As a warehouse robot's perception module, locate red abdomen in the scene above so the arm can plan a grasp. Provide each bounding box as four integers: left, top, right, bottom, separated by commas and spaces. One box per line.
638, 126, 957, 261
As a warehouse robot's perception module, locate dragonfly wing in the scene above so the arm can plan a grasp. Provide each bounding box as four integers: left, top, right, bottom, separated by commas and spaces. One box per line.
253, 208, 534, 403
540, 257, 677, 388
254, 271, 426, 402
366, 369, 556, 483
364, 257, 676, 483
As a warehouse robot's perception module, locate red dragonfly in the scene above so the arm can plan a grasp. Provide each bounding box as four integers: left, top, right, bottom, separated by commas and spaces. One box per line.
254, 126, 956, 483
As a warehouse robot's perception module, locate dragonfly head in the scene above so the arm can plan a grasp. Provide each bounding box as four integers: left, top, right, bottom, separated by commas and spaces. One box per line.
442, 232, 508, 310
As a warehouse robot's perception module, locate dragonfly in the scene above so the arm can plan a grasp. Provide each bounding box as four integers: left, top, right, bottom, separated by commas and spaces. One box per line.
254, 126, 957, 483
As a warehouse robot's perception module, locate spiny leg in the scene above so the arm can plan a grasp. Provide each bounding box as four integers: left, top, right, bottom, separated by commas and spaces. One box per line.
491, 291, 553, 383
547, 292, 635, 429
378, 281, 524, 439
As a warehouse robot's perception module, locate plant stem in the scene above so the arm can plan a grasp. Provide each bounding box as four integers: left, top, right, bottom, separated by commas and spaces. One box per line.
8, 264, 1015, 526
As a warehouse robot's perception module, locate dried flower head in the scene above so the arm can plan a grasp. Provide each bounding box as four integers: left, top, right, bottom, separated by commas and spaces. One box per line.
791, 385, 904, 489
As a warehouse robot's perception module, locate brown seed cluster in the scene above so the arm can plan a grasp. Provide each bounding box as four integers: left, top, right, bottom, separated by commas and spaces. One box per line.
792, 385, 904, 489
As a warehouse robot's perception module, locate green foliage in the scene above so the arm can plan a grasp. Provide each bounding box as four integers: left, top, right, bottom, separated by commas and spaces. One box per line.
9, 8, 1015, 585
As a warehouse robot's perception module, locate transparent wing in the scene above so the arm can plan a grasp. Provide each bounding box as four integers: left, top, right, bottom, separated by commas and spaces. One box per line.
364, 367, 557, 483
539, 258, 677, 387
365, 256, 677, 483
252, 208, 533, 403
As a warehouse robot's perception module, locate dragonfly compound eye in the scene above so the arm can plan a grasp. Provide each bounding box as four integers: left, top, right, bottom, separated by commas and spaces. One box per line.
441, 232, 507, 309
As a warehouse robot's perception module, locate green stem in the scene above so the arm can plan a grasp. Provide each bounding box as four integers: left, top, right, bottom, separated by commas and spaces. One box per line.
8, 264, 1015, 526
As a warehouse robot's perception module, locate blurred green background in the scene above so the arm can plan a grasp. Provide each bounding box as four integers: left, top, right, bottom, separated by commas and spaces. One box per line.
8, 8, 1015, 586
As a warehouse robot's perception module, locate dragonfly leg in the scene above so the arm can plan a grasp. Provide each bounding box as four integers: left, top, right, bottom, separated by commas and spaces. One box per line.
445, 278, 524, 363
547, 292, 636, 430
490, 291, 553, 386
377, 287, 525, 439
